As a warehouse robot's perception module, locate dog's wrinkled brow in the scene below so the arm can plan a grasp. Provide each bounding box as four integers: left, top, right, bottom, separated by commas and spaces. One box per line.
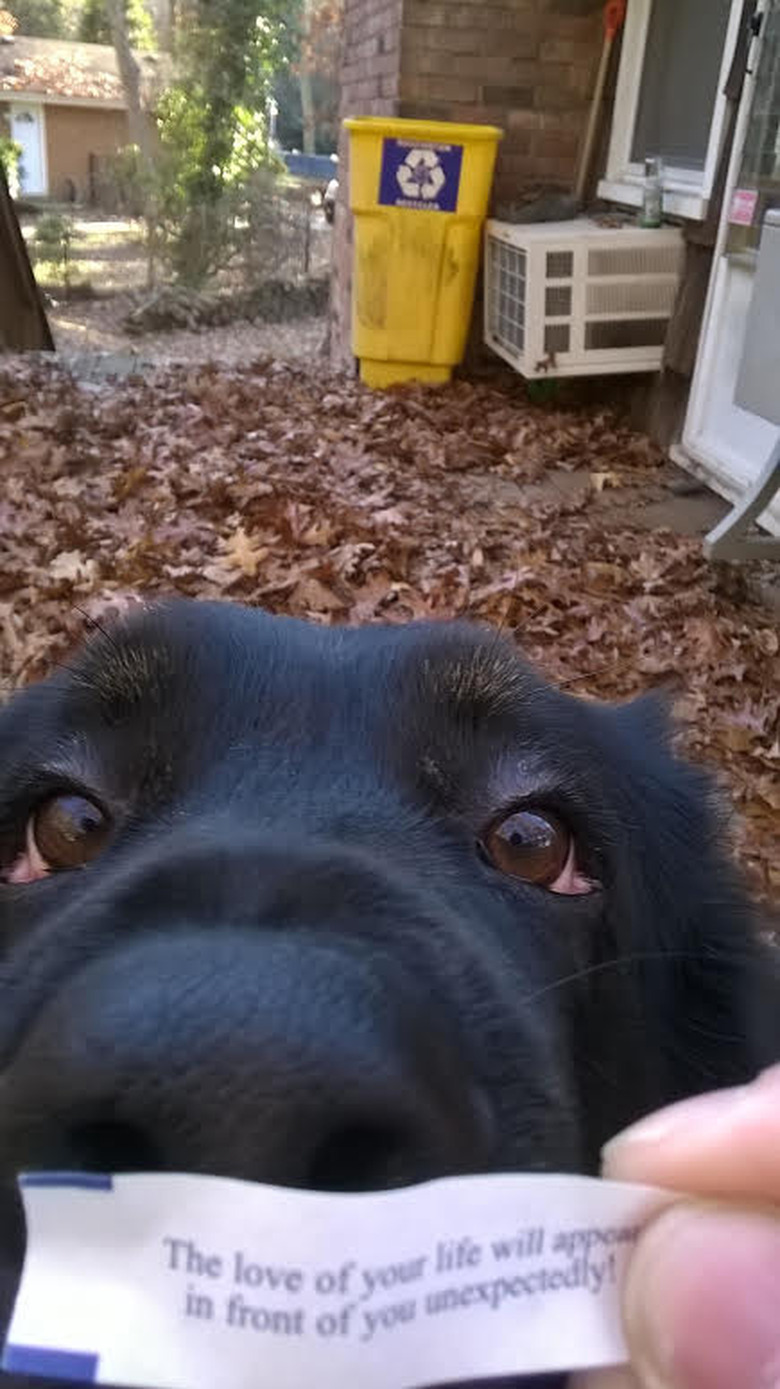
74, 637, 176, 719
422, 647, 530, 722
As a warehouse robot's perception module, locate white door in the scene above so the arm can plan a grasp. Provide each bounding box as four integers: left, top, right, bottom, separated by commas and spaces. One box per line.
681, 0, 780, 536
9, 104, 47, 195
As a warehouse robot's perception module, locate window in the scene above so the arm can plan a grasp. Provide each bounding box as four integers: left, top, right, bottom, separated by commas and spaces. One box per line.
599, 0, 746, 220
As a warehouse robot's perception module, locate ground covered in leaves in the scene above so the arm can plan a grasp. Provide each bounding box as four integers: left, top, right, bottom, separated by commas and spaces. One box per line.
0, 358, 777, 899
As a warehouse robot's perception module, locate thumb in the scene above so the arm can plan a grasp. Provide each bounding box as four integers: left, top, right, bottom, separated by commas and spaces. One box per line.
597, 1202, 780, 1389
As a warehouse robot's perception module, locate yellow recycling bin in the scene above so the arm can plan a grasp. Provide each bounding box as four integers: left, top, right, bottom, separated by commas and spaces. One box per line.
345, 116, 502, 388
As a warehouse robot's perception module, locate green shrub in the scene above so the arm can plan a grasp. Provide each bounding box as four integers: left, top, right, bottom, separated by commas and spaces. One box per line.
32, 212, 76, 290
0, 136, 21, 198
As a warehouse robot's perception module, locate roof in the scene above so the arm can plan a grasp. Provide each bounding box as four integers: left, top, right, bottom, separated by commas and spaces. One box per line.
0, 34, 162, 104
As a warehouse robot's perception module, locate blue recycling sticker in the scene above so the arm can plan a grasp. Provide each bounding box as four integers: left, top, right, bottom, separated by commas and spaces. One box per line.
378, 138, 463, 212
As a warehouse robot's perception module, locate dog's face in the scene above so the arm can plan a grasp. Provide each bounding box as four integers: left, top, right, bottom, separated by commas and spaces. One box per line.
0, 600, 776, 1387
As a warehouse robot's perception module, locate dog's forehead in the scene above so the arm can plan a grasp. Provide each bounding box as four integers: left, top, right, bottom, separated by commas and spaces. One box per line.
69, 603, 540, 729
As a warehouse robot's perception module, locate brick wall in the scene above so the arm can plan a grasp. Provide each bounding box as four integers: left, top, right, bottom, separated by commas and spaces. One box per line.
330, 0, 603, 366
329, 0, 403, 368
399, 0, 601, 206
46, 105, 130, 202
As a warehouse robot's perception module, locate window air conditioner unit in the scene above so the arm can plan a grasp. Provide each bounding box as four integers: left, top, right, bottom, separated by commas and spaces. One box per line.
484, 218, 684, 379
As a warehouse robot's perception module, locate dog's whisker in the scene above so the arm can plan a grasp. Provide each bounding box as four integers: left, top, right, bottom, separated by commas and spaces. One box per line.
521, 950, 712, 1006
71, 604, 125, 659
555, 656, 659, 693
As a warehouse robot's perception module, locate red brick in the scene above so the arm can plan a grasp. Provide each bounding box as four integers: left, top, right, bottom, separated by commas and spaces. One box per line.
418, 74, 482, 101
483, 85, 534, 108
363, 7, 401, 36
539, 35, 600, 63
541, 12, 600, 39
499, 129, 534, 157
465, 4, 537, 28
507, 107, 543, 131
439, 102, 513, 127
407, 26, 483, 54
452, 54, 536, 80
403, 3, 450, 24
538, 107, 589, 133
531, 128, 581, 159
535, 60, 575, 88
525, 152, 578, 179
534, 81, 585, 110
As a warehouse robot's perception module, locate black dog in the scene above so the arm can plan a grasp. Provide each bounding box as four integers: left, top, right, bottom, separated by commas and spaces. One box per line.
0, 599, 777, 1389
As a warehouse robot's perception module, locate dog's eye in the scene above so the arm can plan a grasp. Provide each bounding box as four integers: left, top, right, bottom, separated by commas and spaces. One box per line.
17, 795, 110, 879
481, 809, 594, 895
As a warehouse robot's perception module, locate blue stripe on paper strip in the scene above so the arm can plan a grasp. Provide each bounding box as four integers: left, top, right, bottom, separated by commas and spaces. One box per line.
19, 1172, 113, 1191
2, 1345, 99, 1382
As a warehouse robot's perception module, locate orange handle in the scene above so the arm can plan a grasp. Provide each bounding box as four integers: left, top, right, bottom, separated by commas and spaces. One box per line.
604, 0, 627, 41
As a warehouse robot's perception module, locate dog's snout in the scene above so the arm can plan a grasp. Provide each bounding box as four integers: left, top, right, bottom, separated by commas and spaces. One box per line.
2, 931, 491, 1192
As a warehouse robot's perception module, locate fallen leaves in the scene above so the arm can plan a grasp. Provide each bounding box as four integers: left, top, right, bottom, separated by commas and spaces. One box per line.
219, 527, 270, 580
0, 356, 777, 900
590, 470, 622, 493
49, 550, 98, 586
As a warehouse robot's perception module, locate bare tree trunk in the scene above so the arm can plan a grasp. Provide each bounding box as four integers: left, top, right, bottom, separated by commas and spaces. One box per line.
299, 67, 316, 154
299, 0, 317, 154
106, 0, 156, 166
106, 0, 159, 286
150, 0, 173, 50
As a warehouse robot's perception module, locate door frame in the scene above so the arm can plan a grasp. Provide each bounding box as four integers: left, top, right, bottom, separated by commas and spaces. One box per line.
677, 0, 780, 536
8, 100, 49, 197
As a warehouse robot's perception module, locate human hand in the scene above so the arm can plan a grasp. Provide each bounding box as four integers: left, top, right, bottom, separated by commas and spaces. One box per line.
574, 1063, 780, 1389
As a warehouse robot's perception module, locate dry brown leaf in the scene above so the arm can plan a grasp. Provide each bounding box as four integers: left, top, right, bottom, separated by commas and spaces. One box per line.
590, 470, 621, 493
219, 527, 269, 579
49, 550, 98, 585
291, 576, 346, 613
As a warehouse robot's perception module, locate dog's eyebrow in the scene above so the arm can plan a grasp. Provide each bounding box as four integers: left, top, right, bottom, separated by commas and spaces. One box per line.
423, 647, 530, 722
74, 638, 176, 719
2, 733, 104, 802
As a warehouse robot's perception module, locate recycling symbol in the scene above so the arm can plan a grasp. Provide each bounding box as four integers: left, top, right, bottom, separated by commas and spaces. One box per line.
396, 147, 447, 202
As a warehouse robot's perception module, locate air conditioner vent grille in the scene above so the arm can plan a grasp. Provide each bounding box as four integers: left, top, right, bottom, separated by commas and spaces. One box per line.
588, 245, 682, 277
586, 279, 678, 316
489, 238, 527, 356
485, 220, 684, 379
545, 285, 572, 317
546, 251, 573, 278
545, 324, 570, 355
585, 318, 669, 350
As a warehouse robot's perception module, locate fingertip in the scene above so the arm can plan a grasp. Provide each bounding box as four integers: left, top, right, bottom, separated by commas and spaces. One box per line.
600, 1087, 746, 1183
621, 1204, 780, 1389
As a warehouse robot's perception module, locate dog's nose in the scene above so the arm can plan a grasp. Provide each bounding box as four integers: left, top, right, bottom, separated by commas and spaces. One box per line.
3, 931, 491, 1190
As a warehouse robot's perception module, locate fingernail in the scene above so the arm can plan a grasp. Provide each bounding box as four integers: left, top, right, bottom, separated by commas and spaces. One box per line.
601, 1084, 748, 1175
622, 1204, 780, 1389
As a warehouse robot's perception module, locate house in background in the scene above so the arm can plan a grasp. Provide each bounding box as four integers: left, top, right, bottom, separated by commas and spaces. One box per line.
0, 34, 161, 201
332, 0, 780, 543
